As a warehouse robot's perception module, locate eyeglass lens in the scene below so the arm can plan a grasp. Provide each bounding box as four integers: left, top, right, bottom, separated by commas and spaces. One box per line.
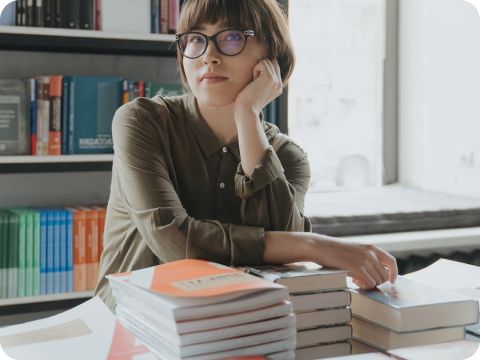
179, 30, 246, 58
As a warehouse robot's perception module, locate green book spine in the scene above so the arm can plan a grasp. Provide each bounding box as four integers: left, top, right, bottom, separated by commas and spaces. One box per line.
14, 210, 27, 297
32, 211, 41, 296
0, 211, 5, 298
7, 211, 19, 298
25, 210, 34, 297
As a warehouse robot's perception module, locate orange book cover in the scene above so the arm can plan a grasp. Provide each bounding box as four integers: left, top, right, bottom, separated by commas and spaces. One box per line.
81, 207, 99, 290
69, 208, 87, 292
48, 75, 62, 155
129, 259, 283, 298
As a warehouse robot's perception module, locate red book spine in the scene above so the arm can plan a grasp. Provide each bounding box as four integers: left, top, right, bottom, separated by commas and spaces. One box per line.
168, 0, 179, 34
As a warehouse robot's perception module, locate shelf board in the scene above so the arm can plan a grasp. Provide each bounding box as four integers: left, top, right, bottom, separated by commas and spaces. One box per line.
0, 291, 94, 307
0, 25, 177, 56
0, 154, 114, 164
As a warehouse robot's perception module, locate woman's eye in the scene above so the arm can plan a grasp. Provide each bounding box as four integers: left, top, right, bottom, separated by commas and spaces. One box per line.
189, 35, 205, 44
224, 32, 242, 41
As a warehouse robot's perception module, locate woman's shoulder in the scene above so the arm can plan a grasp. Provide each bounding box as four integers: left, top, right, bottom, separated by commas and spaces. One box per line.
264, 122, 308, 159
113, 94, 188, 128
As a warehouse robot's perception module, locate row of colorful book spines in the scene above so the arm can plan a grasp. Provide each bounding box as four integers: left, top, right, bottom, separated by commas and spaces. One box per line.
0, 207, 105, 298
12, 0, 185, 34
27, 76, 184, 156
0, 263, 99, 299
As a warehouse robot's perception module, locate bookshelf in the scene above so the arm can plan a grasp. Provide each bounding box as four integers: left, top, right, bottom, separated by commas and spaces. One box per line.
0, 26, 179, 320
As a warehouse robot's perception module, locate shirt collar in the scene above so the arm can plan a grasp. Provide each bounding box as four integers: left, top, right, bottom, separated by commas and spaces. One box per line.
184, 92, 281, 160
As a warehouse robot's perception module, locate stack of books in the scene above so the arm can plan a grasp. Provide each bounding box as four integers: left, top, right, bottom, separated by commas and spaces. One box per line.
349, 276, 480, 351
243, 262, 352, 360
108, 259, 297, 360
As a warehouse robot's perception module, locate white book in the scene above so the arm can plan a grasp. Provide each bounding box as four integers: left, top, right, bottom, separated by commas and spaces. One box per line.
101, 0, 150, 33
0, 297, 155, 360
295, 341, 351, 360
242, 262, 347, 293
296, 325, 352, 348
349, 276, 479, 332
296, 308, 352, 329
117, 304, 296, 346
290, 291, 351, 312
116, 289, 293, 334
388, 339, 480, 360
351, 317, 465, 351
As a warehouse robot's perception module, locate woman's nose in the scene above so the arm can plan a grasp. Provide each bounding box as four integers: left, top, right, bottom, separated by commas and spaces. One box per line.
202, 39, 222, 65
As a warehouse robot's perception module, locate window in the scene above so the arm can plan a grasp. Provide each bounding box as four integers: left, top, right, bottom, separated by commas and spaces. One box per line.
288, 0, 387, 192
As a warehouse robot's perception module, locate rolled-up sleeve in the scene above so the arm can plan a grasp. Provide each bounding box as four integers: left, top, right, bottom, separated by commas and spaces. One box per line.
112, 101, 264, 266
234, 140, 312, 232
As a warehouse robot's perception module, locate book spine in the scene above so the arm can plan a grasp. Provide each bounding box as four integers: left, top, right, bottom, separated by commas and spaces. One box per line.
25, 211, 34, 297
46, 210, 54, 294
32, 211, 41, 295
151, 0, 159, 33
16, 212, 26, 298
54, 0, 62, 28
79, 0, 94, 29
43, 0, 55, 27
95, 0, 102, 30
167, 0, 179, 34
122, 79, 129, 104
35, 0, 44, 27
21, 0, 27, 26
61, 76, 70, 155
59, 210, 67, 293
36, 76, 50, 156
16, 0, 22, 26
48, 75, 62, 155
159, 0, 168, 34
7, 213, 19, 298
138, 80, 145, 97
39, 210, 47, 295
64, 0, 79, 29
73, 209, 87, 292
0, 213, 5, 299
85, 208, 99, 290
66, 210, 73, 292
53, 210, 61, 293
67, 77, 75, 155
26, 0, 35, 26
29, 78, 37, 155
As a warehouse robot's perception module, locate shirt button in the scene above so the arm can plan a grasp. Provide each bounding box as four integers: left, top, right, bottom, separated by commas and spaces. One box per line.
219, 182, 226, 189
222, 147, 228, 153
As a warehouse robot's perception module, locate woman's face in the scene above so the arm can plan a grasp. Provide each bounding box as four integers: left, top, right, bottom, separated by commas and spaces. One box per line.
182, 21, 268, 107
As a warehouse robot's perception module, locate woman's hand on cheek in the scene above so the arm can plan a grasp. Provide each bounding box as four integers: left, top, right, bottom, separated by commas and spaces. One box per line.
234, 58, 283, 117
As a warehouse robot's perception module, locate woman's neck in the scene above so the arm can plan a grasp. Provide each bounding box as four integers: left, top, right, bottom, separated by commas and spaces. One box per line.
197, 101, 238, 145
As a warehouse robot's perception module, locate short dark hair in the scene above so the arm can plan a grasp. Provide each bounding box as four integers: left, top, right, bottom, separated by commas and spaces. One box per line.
176, 0, 296, 92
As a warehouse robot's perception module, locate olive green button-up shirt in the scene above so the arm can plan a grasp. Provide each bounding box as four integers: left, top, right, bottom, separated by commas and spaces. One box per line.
95, 93, 311, 309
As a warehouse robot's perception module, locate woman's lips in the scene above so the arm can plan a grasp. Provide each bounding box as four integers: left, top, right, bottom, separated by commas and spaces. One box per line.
202, 77, 228, 84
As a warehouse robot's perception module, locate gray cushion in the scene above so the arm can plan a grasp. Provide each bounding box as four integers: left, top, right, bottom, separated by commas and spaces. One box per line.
305, 185, 480, 237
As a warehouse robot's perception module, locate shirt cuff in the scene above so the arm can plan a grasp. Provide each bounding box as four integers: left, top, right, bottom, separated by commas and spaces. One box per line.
229, 224, 265, 266
234, 146, 284, 199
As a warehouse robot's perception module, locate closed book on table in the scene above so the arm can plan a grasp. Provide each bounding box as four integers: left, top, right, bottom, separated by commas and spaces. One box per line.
351, 317, 465, 351
349, 276, 479, 332
290, 290, 351, 313
243, 262, 347, 293
296, 325, 352, 348
295, 341, 351, 360
0, 79, 30, 155
296, 308, 352, 330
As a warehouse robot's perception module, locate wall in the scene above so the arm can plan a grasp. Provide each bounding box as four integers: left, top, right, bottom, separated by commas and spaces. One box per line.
399, 0, 480, 197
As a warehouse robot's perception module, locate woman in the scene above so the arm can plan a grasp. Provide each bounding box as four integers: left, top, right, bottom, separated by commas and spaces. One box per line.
95, 0, 397, 310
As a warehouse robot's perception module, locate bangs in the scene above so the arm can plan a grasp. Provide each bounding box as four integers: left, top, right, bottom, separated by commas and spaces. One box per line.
178, 0, 263, 34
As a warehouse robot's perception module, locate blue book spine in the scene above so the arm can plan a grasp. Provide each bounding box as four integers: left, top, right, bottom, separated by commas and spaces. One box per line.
46, 210, 54, 294
53, 210, 61, 294
39, 210, 47, 295
67, 77, 75, 155
66, 209, 74, 292
61, 76, 71, 155
151, 0, 159, 33
29, 78, 36, 155
59, 210, 67, 293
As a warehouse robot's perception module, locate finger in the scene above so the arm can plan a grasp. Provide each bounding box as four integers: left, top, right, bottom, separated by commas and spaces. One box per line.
354, 268, 376, 289
369, 251, 389, 284
376, 249, 398, 283
364, 262, 384, 286
272, 58, 282, 81
262, 59, 277, 81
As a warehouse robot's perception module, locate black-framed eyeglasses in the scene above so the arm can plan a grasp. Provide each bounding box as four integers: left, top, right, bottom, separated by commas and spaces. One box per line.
175, 29, 255, 59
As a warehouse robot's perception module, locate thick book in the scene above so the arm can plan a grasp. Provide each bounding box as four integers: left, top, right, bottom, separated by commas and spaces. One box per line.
243, 262, 347, 293
35, 76, 50, 156
25, 0, 34, 26
38, 209, 47, 295
0, 211, 6, 298
7, 211, 19, 298
0, 79, 30, 155
81, 207, 99, 290
48, 75, 62, 155
67, 76, 122, 154
34, 0, 44, 27
79, 0, 94, 29
100, 0, 150, 33
68, 207, 87, 292
29, 78, 36, 155
297, 324, 352, 348
63, 0, 79, 28
296, 308, 352, 330
349, 275, 479, 332
351, 316, 465, 351
388, 339, 480, 360
11, 209, 27, 298
43, 0, 54, 27
290, 290, 351, 312
295, 341, 351, 360
0, 297, 156, 360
